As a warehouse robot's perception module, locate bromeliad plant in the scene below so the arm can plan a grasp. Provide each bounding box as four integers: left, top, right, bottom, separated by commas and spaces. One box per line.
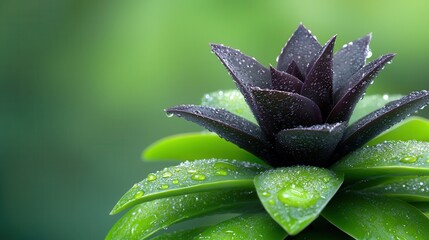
107, 24, 429, 239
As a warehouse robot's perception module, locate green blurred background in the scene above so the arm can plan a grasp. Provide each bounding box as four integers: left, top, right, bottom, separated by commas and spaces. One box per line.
1, 0, 428, 239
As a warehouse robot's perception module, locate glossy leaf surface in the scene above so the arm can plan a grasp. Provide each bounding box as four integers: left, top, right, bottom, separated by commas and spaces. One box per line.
332, 141, 429, 182
368, 117, 429, 145
348, 94, 403, 124
151, 227, 207, 240
106, 190, 260, 240
194, 212, 287, 239
322, 191, 429, 239
111, 159, 267, 214
301, 36, 335, 116
270, 66, 302, 93
332, 34, 371, 94
350, 175, 429, 202
143, 132, 264, 165
339, 90, 429, 155
254, 166, 343, 235
251, 88, 322, 137
275, 122, 346, 166
327, 54, 395, 123
201, 90, 255, 123
276, 24, 322, 72
166, 105, 274, 161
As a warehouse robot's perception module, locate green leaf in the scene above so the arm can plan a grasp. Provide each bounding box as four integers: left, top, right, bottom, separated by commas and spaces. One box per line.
194, 212, 287, 239
151, 227, 207, 240
411, 202, 429, 218
143, 132, 265, 165
322, 191, 429, 239
349, 94, 403, 124
106, 190, 260, 240
254, 166, 343, 235
368, 117, 429, 145
201, 89, 256, 123
332, 141, 429, 182
111, 159, 268, 214
349, 175, 429, 202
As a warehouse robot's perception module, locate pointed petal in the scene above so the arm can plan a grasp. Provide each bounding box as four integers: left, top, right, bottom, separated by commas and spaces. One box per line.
275, 122, 346, 166
327, 54, 396, 123
337, 90, 429, 157
270, 66, 303, 93
276, 24, 322, 72
210, 44, 271, 111
333, 34, 372, 93
333, 54, 395, 103
166, 105, 275, 162
251, 88, 323, 138
285, 60, 305, 81
301, 36, 336, 117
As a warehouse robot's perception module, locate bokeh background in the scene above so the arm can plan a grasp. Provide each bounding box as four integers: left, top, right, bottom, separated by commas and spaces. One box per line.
1, 0, 428, 239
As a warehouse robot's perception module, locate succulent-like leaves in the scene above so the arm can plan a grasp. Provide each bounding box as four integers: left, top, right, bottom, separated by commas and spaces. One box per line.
333, 34, 371, 95
350, 176, 429, 202
338, 90, 429, 156
210, 44, 271, 114
106, 190, 260, 239
151, 227, 207, 240
251, 88, 322, 138
348, 94, 403, 124
195, 212, 287, 239
322, 191, 429, 239
254, 166, 343, 235
301, 36, 336, 117
270, 66, 303, 93
328, 54, 396, 123
333, 54, 395, 104
277, 24, 322, 72
332, 141, 429, 182
166, 105, 275, 161
111, 159, 267, 214
285, 60, 305, 81
275, 122, 346, 166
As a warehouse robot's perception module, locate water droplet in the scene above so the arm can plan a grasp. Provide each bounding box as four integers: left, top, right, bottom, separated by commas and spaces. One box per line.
162, 171, 172, 178
400, 156, 417, 163
172, 179, 179, 184
191, 174, 206, 181
160, 184, 169, 189
187, 169, 197, 174
268, 199, 275, 205
277, 187, 318, 207
134, 191, 144, 199
323, 177, 331, 183
166, 113, 174, 118
261, 191, 271, 197
215, 169, 228, 176
147, 173, 157, 181
213, 162, 237, 171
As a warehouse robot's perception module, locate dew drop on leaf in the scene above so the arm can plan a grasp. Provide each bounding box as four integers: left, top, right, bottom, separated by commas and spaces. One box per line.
191, 174, 206, 181
277, 186, 319, 208
147, 173, 157, 181
171, 179, 179, 184
162, 171, 172, 178
160, 184, 169, 189
400, 156, 417, 163
133, 191, 144, 199
214, 169, 228, 176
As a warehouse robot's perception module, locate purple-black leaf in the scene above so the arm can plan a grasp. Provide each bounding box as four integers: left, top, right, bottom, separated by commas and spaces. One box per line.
251, 88, 323, 138
301, 36, 336, 118
327, 54, 396, 123
210, 44, 271, 113
285, 60, 305, 81
276, 24, 322, 73
333, 54, 395, 103
333, 34, 372, 94
337, 90, 429, 157
270, 66, 303, 93
275, 122, 346, 166
166, 105, 275, 162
